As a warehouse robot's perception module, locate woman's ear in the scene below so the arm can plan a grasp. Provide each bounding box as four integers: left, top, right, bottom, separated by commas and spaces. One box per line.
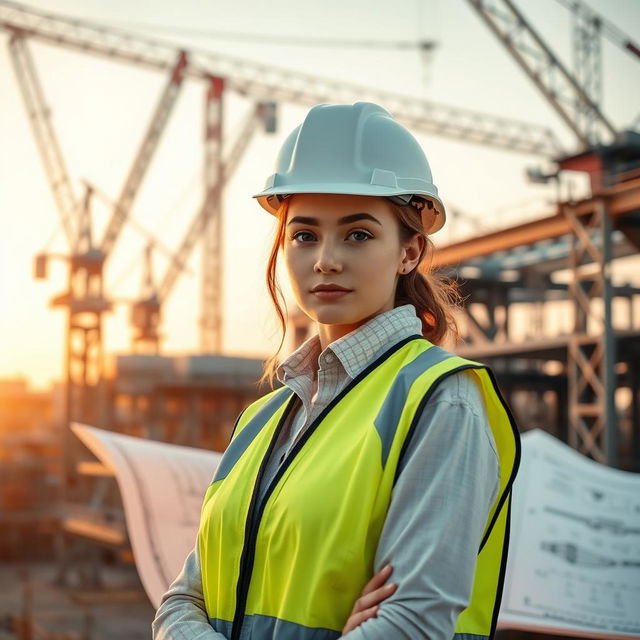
400, 233, 425, 273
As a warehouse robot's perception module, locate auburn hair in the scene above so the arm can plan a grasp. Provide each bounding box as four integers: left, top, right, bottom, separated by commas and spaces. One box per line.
257, 196, 464, 390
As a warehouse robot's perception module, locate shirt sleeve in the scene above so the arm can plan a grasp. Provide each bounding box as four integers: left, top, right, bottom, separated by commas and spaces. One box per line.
340, 369, 501, 640
151, 540, 228, 640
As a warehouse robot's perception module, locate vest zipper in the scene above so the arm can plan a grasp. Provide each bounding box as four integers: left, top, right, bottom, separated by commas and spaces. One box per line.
229, 391, 297, 640
231, 393, 330, 639
228, 334, 424, 640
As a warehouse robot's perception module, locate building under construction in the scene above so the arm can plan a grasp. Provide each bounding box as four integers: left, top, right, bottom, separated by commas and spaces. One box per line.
0, 0, 639, 638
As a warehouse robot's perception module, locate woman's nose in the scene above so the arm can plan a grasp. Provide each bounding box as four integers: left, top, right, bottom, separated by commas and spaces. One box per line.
314, 240, 343, 273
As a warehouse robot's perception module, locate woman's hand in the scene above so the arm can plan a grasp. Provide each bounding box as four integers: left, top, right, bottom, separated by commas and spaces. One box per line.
341, 564, 397, 635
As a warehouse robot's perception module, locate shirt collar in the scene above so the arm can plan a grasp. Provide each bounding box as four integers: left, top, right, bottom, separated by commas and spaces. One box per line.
276, 303, 423, 384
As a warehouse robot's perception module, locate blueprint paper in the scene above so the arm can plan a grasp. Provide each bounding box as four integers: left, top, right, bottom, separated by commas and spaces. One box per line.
71, 422, 222, 609
71, 422, 640, 636
498, 428, 640, 638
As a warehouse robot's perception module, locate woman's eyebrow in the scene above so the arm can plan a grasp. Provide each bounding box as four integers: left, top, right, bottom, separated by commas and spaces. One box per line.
287, 213, 382, 227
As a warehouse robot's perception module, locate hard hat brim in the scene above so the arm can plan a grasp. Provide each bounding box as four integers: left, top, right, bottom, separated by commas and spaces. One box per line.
252, 185, 446, 235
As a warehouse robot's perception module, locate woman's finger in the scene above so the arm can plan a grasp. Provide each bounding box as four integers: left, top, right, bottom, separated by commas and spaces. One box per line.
343, 564, 396, 634
342, 605, 379, 635
353, 581, 397, 613
359, 564, 393, 596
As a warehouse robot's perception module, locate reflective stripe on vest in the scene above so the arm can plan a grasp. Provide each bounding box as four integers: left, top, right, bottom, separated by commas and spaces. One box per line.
207, 615, 496, 639
197, 335, 521, 640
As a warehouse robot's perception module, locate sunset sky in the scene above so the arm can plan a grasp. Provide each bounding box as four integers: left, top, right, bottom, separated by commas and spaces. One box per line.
1, 0, 639, 390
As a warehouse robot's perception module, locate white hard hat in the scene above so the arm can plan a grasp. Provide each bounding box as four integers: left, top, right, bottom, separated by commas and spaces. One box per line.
252, 101, 446, 234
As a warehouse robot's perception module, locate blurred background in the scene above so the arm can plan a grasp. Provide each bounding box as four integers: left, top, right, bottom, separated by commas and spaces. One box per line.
0, 0, 639, 637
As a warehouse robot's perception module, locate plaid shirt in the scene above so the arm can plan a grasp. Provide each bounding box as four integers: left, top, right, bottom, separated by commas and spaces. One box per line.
153, 303, 500, 640
271, 303, 425, 466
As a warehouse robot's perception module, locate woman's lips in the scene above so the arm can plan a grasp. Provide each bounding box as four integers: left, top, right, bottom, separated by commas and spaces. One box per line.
312, 290, 352, 300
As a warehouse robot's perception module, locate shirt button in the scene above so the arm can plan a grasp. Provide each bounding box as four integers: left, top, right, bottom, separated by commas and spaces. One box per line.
325, 354, 334, 363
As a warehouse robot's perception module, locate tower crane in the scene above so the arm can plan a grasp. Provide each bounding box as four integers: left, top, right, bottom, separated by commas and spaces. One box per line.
91, 103, 272, 354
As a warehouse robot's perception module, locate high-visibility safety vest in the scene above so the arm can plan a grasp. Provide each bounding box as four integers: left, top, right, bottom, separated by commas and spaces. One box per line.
197, 335, 521, 640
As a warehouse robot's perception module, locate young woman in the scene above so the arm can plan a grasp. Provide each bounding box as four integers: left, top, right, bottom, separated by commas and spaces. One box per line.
152, 101, 520, 640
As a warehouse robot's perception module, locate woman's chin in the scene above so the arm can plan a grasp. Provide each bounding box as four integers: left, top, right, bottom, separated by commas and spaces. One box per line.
311, 308, 359, 325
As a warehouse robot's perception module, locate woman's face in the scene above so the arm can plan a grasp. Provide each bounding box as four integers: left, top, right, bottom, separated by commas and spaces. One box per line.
283, 192, 422, 348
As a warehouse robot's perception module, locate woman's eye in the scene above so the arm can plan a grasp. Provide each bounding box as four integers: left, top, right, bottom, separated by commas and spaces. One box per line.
348, 230, 373, 242
290, 230, 373, 243
292, 231, 314, 242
